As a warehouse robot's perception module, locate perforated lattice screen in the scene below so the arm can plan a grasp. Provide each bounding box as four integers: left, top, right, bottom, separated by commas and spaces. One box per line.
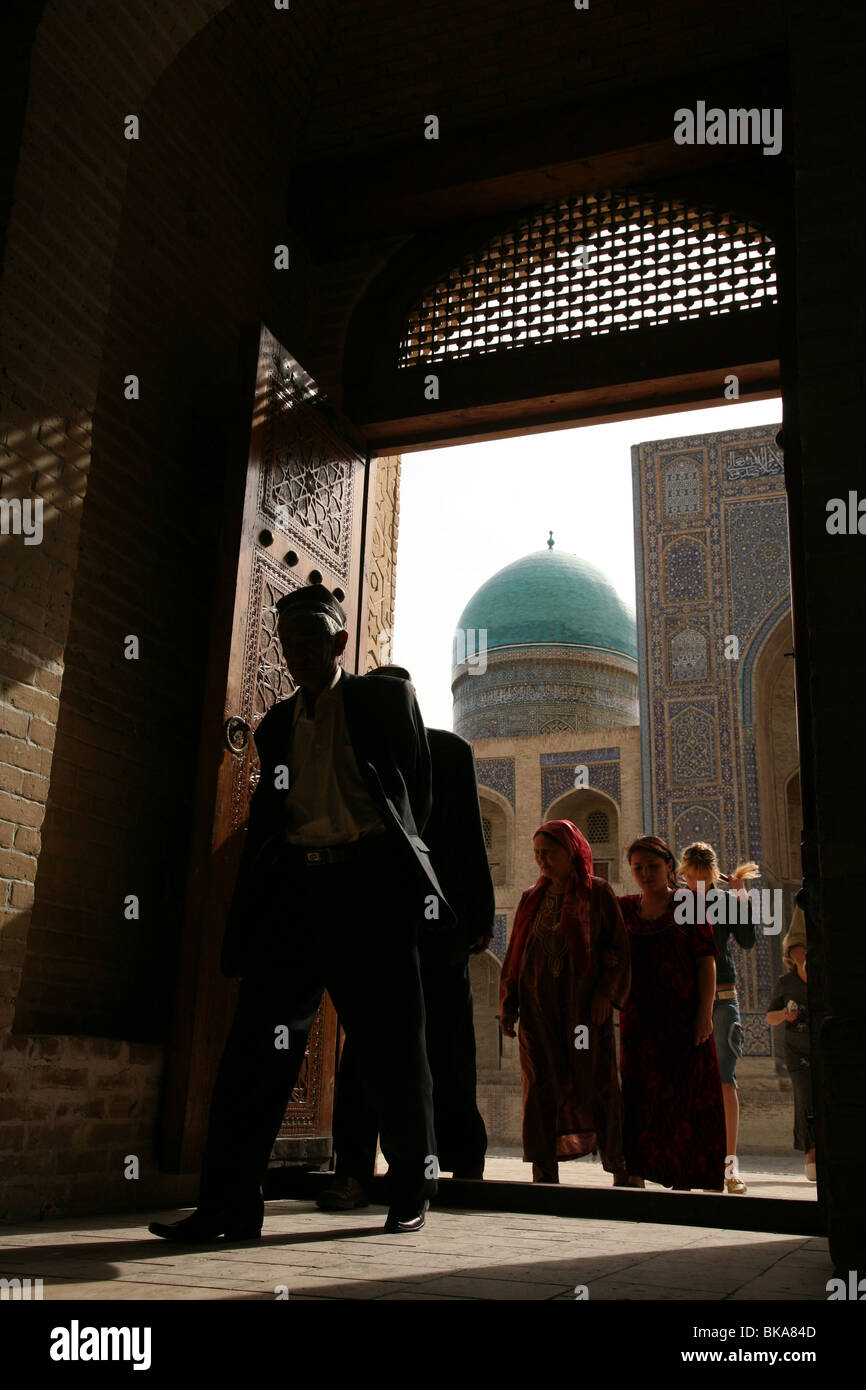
586, 810, 611, 844
398, 189, 777, 367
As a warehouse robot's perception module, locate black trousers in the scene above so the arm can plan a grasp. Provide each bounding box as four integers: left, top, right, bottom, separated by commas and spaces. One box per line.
198, 838, 436, 1219
788, 1056, 815, 1153
333, 931, 488, 1180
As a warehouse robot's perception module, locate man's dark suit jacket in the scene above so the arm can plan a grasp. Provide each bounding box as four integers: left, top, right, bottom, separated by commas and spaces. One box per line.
220, 670, 454, 977
424, 727, 496, 950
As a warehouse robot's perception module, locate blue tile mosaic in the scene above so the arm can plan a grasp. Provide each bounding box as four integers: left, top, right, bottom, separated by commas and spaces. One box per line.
541, 752, 621, 810
491, 913, 508, 963
663, 536, 708, 601
453, 646, 638, 740
475, 756, 516, 808
632, 422, 790, 1056
662, 455, 705, 516
669, 623, 710, 683
670, 703, 717, 782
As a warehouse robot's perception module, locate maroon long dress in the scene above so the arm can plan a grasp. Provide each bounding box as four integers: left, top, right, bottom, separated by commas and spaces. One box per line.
618, 894, 726, 1190
501, 878, 630, 1175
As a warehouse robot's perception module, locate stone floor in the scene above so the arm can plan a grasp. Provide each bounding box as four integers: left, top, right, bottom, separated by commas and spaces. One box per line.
0, 1155, 828, 1301
482, 1148, 818, 1201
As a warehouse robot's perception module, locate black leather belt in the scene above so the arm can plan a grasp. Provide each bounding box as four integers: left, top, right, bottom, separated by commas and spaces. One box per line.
274, 834, 389, 867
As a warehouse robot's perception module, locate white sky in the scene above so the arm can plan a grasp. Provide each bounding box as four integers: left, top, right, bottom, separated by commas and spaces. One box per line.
390, 398, 782, 730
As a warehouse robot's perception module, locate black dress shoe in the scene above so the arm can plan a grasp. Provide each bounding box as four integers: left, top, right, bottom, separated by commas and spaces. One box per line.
148, 1209, 261, 1243
383, 1200, 429, 1234
451, 1165, 485, 1180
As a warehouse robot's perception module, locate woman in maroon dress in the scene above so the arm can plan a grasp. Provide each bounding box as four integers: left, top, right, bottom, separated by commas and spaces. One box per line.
500, 820, 631, 1184
617, 835, 725, 1191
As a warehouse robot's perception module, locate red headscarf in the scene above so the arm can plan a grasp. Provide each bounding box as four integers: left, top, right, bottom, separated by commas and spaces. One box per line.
501, 820, 595, 992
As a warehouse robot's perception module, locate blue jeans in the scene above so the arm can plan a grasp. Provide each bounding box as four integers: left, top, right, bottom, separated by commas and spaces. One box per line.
713, 996, 744, 1087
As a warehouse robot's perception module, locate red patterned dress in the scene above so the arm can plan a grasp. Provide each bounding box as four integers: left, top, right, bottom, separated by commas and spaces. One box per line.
618, 894, 726, 1190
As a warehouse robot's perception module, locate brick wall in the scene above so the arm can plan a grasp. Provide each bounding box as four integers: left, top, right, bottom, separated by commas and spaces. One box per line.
1, 1, 237, 1018
0, 1036, 195, 1221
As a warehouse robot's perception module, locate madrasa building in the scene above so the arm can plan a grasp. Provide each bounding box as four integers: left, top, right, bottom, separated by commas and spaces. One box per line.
457, 422, 801, 1151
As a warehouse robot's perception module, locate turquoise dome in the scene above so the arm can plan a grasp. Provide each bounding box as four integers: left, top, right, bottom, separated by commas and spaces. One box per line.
455, 545, 637, 660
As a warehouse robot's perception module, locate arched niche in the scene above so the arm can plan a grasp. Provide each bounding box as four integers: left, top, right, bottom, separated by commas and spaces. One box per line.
662, 537, 709, 603
477, 785, 513, 888
669, 622, 711, 684
544, 786, 622, 886
673, 805, 722, 858
661, 457, 704, 518
469, 950, 516, 1075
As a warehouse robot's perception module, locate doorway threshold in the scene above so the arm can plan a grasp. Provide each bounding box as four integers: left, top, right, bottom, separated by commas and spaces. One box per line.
264, 1170, 824, 1237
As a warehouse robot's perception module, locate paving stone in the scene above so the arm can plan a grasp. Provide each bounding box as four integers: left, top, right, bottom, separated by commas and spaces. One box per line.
261, 1274, 430, 1300
726, 1269, 833, 1300
0, 1157, 828, 1301
556, 1280, 722, 1301
624, 1252, 798, 1292
38, 1279, 272, 1300
362, 1284, 464, 1299
416, 1273, 570, 1299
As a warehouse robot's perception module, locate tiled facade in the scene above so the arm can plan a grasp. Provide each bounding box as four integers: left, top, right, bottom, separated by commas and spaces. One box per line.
474, 757, 515, 810
632, 424, 796, 1061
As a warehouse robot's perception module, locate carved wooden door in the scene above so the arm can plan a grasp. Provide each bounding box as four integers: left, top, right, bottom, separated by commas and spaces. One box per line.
160, 325, 373, 1172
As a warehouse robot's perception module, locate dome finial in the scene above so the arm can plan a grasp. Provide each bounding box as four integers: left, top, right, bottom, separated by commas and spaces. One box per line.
547, 530, 555, 550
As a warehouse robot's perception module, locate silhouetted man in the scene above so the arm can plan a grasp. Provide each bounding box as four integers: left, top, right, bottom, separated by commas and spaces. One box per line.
318, 664, 495, 1210
149, 588, 451, 1241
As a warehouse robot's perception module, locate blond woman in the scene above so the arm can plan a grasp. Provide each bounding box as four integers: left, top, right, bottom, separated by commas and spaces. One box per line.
678, 842, 759, 1194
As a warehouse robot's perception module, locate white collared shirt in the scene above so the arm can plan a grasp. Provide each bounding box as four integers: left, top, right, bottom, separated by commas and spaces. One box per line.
283, 667, 385, 846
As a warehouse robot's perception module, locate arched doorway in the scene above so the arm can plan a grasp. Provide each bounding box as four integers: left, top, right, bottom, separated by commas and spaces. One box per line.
546, 787, 623, 890
477, 787, 513, 889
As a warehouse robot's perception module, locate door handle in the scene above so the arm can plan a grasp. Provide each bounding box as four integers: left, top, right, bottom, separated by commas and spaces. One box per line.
224, 715, 251, 753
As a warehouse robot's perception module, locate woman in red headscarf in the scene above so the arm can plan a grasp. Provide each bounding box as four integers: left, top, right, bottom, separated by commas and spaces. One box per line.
499, 820, 631, 1184
617, 835, 726, 1191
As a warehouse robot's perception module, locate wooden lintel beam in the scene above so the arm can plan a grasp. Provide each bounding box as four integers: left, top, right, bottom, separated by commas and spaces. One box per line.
364, 362, 781, 453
